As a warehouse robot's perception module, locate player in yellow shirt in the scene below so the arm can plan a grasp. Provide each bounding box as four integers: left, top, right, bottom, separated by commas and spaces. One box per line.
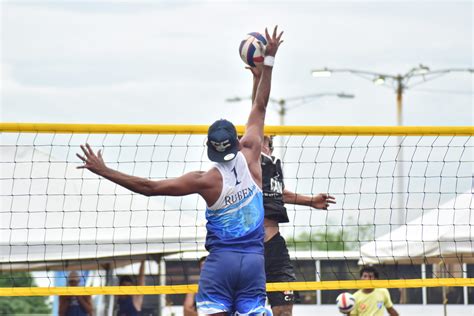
350, 266, 399, 316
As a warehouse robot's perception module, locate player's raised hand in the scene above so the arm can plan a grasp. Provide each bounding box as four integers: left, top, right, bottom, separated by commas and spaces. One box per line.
264, 25, 284, 57
76, 143, 106, 174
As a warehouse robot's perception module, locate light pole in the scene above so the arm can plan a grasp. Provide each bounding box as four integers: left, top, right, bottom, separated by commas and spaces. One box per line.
227, 92, 354, 126
226, 92, 355, 157
311, 65, 473, 225
311, 65, 473, 126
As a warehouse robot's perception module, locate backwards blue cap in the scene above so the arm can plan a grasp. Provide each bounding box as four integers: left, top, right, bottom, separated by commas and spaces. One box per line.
207, 119, 239, 162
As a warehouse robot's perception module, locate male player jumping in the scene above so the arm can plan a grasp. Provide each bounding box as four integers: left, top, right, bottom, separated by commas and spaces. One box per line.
77, 26, 283, 316
247, 67, 336, 316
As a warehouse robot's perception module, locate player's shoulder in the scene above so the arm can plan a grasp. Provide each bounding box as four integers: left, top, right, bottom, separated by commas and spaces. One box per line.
261, 152, 277, 163
202, 167, 220, 179
240, 133, 263, 158
352, 289, 363, 298
192, 168, 221, 187
376, 288, 391, 297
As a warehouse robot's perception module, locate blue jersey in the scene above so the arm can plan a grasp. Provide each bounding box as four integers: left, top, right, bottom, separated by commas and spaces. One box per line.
205, 151, 264, 253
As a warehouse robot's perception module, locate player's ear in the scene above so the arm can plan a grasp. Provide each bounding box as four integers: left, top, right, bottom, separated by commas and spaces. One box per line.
238, 138, 243, 150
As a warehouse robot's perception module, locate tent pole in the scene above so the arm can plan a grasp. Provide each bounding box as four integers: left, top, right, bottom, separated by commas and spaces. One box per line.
103, 263, 114, 316
442, 285, 447, 316
441, 263, 447, 316
159, 257, 166, 316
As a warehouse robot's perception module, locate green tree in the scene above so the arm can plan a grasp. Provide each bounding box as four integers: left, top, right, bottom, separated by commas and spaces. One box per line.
286, 225, 374, 251
0, 272, 51, 315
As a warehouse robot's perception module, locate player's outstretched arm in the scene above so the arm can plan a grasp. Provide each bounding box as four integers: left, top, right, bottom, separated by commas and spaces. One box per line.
247, 66, 262, 104
77, 143, 212, 198
240, 26, 283, 166
283, 190, 336, 210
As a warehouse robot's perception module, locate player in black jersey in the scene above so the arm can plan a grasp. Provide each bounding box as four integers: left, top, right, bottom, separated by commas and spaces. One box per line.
248, 67, 336, 316
262, 135, 335, 316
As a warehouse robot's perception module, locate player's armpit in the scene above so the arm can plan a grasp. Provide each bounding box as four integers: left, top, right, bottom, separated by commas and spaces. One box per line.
240, 131, 263, 160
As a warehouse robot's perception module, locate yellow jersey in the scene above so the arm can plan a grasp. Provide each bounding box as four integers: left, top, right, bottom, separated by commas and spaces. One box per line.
350, 288, 393, 316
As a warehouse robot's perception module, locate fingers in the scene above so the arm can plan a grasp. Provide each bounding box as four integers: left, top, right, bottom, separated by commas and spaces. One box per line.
326, 193, 336, 209
76, 151, 87, 169
85, 143, 94, 156
322, 193, 336, 202
317, 193, 336, 209
80, 145, 90, 158
76, 153, 86, 161
326, 194, 336, 202
265, 26, 283, 42
98, 149, 102, 159
277, 30, 284, 42
277, 31, 284, 47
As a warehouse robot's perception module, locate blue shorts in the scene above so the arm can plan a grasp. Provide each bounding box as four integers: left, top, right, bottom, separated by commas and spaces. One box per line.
196, 251, 267, 315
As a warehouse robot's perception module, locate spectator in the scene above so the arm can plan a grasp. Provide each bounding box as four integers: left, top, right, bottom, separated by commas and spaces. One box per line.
59, 271, 94, 316
183, 257, 207, 316
116, 261, 145, 316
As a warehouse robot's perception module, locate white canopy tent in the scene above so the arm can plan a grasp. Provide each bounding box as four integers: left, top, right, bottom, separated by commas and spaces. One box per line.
360, 191, 473, 265
0, 146, 207, 271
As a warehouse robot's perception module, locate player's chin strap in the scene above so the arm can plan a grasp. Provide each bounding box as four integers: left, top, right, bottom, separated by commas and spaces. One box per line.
263, 56, 275, 67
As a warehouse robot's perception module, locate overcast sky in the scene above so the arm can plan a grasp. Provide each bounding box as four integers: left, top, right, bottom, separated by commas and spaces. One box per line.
1, 0, 472, 127
1, 4, 472, 285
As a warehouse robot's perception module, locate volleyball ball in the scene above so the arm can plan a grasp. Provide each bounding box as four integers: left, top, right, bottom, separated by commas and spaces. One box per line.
239, 32, 267, 67
336, 292, 356, 313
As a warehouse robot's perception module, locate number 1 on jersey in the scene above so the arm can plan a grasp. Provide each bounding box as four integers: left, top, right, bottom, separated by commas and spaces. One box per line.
231, 167, 241, 185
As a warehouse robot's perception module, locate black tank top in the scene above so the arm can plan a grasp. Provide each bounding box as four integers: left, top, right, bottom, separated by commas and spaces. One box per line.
261, 153, 289, 223
65, 297, 89, 316
117, 296, 138, 316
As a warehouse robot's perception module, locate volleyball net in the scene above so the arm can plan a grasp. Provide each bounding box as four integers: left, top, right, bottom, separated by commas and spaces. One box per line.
0, 123, 473, 297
